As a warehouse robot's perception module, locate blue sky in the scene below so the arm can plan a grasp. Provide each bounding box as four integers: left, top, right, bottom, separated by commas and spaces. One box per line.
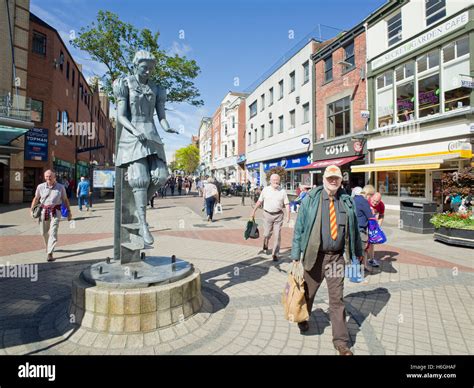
30, 0, 386, 160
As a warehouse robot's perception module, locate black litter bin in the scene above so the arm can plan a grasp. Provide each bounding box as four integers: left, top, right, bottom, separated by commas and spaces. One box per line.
400, 199, 437, 234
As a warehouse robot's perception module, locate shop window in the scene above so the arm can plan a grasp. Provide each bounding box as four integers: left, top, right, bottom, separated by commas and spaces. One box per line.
395, 61, 415, 82
377, 172, 398, 196
396, 81, 414, 122
376, 70, 394, 127
443, 36, 470, 112
417, 50, 439, 73
400, 171, 425, 197
418, 73, 440, 117
327, 96, 350, 138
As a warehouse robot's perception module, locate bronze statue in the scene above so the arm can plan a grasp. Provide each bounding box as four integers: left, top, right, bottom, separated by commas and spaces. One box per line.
114, 50, 177, 245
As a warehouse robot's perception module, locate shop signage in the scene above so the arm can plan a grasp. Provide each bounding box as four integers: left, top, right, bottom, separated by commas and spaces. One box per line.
361, 110, 370, 119
301, 137, 311, 145
262, 153, 311, 171
461, 80, 474, 89
371, 11, 468, 70
237, 154, 246, 163
246, 162, 261, 170
315, 139, 366, 161
25, 128, 48, 161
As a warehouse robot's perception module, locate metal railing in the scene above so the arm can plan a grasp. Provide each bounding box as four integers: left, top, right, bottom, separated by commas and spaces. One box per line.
0, 90, 32, 122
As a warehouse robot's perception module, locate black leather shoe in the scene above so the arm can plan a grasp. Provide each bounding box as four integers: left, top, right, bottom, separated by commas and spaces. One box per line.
272, 254, 278, 261
298, 321, 309, 333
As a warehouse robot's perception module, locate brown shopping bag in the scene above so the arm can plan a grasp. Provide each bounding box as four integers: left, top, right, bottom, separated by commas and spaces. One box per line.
282, 261, 309, 323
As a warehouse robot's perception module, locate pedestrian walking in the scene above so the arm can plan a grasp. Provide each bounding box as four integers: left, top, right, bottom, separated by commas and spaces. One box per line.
251, 174, 290, 261
352, 186, 374, 273
177, 176, 183, 196
366, 188, 385, 267
77, 176, 91, 211
291, 165, 363, 355
203, 177, 219, 222
30, 170, 72, 262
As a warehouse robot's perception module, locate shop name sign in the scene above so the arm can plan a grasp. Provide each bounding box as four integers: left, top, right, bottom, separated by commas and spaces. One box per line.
325, 143, 349, 156
371, 11, 468, 70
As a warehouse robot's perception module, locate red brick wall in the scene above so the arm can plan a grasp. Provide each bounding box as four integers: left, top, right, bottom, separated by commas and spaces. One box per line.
237, 99, 246, 156
314, 31, 367, 141
211, 106, 221, 161
26, 18, 115, 177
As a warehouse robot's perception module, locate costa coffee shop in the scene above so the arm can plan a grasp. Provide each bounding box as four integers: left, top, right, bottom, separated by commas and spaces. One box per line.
302, 137, 367, 191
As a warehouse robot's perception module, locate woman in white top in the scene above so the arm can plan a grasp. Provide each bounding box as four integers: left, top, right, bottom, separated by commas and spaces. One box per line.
203, 177, 219, 222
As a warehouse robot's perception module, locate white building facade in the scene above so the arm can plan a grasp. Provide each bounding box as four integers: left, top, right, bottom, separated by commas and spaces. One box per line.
245, 39, 322, 192
353, 0, 474, 210
212, 92, 247, 182
198, 117, 212, 176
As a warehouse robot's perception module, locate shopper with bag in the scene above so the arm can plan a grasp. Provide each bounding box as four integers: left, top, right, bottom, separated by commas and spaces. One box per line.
367, 191, 385, 267
250, 174, 290, 261
203, 177, 218, 222
352, 186, 374, 274
30, 170, 72, 262
291, 165, 363, 355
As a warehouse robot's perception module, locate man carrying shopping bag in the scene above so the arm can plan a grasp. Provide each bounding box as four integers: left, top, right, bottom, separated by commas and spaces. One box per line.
291, 165, 364, 355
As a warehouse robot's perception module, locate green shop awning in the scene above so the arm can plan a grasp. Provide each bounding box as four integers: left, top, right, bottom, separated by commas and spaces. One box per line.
0, 125, 29, 146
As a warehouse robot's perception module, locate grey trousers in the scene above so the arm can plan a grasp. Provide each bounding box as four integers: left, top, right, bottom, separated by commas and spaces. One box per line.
304, 252, 350, 348
39, 213, 60, 255
262, 210, 283, 255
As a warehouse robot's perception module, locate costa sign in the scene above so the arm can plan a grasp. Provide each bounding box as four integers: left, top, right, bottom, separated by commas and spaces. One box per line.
325, 143, 349, 156
316, 139, 366, 161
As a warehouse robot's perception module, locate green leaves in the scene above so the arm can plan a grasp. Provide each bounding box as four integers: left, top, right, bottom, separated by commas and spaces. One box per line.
174, 145, 200, 174
71, 10, 203, 106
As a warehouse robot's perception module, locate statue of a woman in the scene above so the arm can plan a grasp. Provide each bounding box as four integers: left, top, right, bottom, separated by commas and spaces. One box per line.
113, 50, 177, 245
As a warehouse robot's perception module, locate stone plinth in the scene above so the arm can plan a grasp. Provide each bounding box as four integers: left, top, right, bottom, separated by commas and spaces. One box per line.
69, 262, 202, 334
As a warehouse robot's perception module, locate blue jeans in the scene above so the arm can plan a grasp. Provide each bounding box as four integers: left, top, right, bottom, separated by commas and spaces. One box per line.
78, 194, 89, 210
205, 196, 216, 220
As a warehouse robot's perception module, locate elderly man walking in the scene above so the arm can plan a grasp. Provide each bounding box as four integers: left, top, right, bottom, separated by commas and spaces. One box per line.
250, 174, 290, 261
30, 170, 72, 262
291, 165, 363, 355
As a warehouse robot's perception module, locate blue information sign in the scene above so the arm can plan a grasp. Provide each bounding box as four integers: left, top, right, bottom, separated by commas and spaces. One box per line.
25, 128, 48, 161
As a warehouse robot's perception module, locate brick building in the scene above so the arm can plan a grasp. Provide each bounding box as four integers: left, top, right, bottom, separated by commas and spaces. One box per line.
24, 13, 115, 201
305, 24, 368, 191
0, 0, 33, 204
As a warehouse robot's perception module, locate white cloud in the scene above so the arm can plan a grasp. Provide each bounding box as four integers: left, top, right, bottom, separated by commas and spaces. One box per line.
167, 41, 192, 57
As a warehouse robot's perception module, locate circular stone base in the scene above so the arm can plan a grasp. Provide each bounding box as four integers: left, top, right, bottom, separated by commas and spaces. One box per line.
69, 266, 203, 334
83, 256, 193, 288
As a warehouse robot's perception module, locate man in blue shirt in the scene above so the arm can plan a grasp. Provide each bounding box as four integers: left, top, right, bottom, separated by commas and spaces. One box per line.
76, 176, 91, 211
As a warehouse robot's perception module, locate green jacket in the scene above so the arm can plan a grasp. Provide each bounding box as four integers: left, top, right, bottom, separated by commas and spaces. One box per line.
291, 186, 363, 270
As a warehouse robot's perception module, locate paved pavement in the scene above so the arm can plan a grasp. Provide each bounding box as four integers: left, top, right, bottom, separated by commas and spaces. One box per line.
0, 192, 472, 355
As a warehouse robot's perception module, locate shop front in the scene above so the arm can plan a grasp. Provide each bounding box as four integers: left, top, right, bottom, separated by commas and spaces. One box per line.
245, 162, 261, 188
262, 152, 312, 194
53, 158, 75, 181
351, 137, 473, 209
304, 137, 367, 192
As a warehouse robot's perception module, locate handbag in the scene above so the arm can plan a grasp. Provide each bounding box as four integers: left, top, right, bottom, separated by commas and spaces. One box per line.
61, 203, 69, 218
368, 218, 387, 244
214, 203, 223, 214
244, 218, 260, 240
32, 188, 52, 219
282, 261, 309, 323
